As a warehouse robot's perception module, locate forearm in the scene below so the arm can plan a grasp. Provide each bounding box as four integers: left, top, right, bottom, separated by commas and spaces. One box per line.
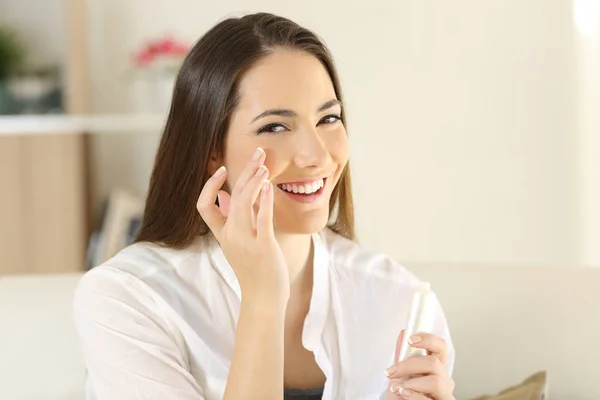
223, 298, 287, 400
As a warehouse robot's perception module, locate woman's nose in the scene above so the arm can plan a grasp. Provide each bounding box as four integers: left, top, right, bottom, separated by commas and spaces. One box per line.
293, 127, 331, 169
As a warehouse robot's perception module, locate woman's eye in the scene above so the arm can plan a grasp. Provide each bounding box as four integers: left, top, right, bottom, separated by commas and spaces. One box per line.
257, 123, 288, 135
318, 114, 342, 125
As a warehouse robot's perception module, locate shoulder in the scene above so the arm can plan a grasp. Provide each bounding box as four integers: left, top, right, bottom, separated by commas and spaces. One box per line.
320, 228, 421, 287
73, 236, 211, 319
90, 236, 208, 279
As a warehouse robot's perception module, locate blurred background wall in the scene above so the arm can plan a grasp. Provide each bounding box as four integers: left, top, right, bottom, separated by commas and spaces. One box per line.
2, 0, 599, 269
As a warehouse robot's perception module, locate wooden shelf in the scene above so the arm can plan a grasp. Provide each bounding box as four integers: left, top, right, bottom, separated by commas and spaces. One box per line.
0, 114, 166, 136
0, 0, 168, 274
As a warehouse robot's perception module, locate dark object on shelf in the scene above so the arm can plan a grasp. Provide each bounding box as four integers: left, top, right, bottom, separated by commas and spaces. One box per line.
0, 80, 15, 114
0, 26, 26, 114
85, 190, 145, 270
8, 66, 64, 114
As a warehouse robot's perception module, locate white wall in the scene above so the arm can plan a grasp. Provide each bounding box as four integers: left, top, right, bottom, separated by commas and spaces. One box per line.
0, 0, 66, 68
575, 0, 600, 267
85, 0, 588, 266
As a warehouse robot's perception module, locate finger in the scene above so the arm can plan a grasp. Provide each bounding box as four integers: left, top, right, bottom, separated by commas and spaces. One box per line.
229, 164, 269, 228
230, 147, 266, 198
391, 375, 454, 400
256, 180, 274, 239
197, 166, 228, 237
217, 190, 230, 217
239, 164, 270, 213
386, 329, 405, 393
407, 333, 448, 365
385, 355, 445, 380
389, 385, 433, 400
394, 329, 405, 363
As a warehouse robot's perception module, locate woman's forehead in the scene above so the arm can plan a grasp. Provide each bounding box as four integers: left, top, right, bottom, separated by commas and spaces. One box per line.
235, 49, 337, 116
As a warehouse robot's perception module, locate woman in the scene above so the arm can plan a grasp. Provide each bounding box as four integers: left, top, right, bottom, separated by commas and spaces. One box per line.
74, 12, 455, 400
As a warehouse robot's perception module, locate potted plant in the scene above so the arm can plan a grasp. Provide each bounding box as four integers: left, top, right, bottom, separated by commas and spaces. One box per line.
130, 35, 189, 113
0, 27, 26, 114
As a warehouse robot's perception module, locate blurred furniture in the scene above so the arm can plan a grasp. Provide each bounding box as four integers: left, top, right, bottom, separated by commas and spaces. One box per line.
0, 0, 90, 275
1, 264, 599, 399
0, 133, 87, 274
0, 114, 163, 275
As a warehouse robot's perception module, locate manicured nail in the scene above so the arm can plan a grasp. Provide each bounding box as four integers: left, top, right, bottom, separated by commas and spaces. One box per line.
390, 384, 404, 395
262, 180, 271, 194
400, 388, 413, 398
252, 147, 264, 161
255, 165, 268, 177
214, 166, 226, 177
385, 366, 396, 377
408, 335, 422, 345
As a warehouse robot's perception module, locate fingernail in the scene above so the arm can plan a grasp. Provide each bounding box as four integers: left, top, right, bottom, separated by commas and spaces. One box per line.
214, 166, 226, 177
391, 385, 412, 398
390, 384, 404, 395
408, 335, 422, 345
262, 180, 270, 194
384, 366, 396, 377
252, 147, 264, 161
255, 165, 268, 177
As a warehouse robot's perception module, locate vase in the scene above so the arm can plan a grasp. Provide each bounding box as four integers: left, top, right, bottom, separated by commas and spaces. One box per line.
130, 73, 176, 114
0, 80, 13, 115
154, 74, 176, 114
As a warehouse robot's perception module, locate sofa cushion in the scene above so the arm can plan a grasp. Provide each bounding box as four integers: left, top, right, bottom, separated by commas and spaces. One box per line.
0, 273, 86, 400
470, 371, 547, 400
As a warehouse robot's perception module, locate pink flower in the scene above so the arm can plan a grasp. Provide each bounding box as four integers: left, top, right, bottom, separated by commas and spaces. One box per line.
132, 35, 189, 68
133, 49, 155, 67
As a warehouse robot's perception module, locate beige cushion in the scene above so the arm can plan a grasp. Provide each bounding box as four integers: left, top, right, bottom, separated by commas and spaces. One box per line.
0, 273, 86, 400
470, 371, 547, 400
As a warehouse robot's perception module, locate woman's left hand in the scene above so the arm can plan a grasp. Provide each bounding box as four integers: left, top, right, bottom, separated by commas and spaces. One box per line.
385, 330, 455, 400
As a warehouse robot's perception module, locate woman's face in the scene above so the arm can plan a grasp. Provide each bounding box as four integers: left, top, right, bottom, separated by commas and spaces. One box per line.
222, 49, 349, 235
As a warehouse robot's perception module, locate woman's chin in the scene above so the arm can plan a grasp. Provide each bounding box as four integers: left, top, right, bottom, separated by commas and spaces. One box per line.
275, 213, 330, 235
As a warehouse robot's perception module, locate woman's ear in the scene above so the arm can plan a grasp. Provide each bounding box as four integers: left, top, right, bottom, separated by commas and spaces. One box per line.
208, 155, 223, 176
208, 153, 230, 193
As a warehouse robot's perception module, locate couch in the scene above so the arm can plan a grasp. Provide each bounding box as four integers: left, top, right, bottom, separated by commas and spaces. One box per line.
1, 264, 599, 399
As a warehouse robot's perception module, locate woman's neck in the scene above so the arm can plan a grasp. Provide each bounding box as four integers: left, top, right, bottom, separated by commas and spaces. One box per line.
275, 232, 314, 292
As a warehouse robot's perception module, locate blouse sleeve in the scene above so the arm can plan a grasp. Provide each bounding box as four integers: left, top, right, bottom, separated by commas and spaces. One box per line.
73, 267, 206, 400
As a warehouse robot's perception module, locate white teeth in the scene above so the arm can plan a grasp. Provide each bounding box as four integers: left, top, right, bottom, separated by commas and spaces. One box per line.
278, 178, 325, 194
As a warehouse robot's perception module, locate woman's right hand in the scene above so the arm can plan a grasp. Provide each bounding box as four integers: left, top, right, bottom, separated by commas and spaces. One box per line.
196, 147, 290, 304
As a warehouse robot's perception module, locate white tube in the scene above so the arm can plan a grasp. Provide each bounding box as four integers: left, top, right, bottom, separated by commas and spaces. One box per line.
397, 282, 437, 362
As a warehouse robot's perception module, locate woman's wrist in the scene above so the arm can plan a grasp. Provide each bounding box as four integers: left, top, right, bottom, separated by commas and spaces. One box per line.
240, 292, 289, 317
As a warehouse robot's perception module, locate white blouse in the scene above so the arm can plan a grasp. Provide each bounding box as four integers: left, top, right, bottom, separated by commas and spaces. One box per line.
73, 229, 454, 400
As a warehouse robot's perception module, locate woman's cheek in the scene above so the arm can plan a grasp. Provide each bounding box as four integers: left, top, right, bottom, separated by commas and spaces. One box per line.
327, 127, 349, 165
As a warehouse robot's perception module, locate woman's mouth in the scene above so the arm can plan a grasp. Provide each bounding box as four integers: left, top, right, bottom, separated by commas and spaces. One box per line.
276, 177, 327, 204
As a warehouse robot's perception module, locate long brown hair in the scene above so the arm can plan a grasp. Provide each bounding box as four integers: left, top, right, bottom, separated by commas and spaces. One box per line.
135, 12, 354, 248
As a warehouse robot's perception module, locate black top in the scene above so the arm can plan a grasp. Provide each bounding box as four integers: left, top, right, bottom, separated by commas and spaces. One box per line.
283, 387, 324, 400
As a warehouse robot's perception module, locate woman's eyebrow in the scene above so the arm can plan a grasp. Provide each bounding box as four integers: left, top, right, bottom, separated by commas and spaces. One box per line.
317, 99, 342, 112
251, 108, 296, 122
251, 99, 342, 123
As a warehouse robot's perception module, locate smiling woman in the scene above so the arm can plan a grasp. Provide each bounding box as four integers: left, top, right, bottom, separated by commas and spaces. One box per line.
73, 12, 456, 400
